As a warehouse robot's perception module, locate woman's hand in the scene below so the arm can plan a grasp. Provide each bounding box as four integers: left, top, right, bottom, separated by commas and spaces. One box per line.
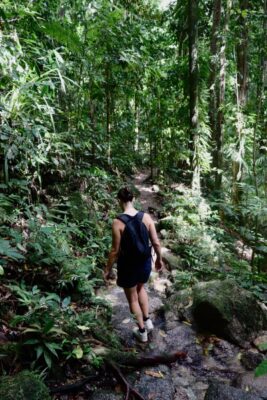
103, 268, 111, 281
155, 258, 163, 271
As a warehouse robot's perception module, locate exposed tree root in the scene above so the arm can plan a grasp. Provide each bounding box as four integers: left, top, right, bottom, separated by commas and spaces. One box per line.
106, 360, 146, 400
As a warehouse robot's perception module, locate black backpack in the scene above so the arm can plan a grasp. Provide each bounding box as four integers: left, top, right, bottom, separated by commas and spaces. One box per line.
117, 211, 151, 263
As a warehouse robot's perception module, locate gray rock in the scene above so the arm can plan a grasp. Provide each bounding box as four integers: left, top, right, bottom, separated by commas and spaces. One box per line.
163, 323, 203, 364
89, 391, 123, 400
192, 280, 267, 346
204, 381, 263, 400
253, 333, 267, 352
241, 350, 265, 370
133, 364, 175, 400
165, 288, 194, 324
235, 372, 267, 399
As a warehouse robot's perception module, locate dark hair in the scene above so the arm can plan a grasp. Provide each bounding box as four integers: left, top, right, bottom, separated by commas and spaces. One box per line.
117, 187, 134, 203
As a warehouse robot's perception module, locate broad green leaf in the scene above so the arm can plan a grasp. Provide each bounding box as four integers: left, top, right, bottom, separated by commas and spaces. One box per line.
44, 342, 60, 358
72, 346, 83, 359
77, 325, 90, 331
24, 339, 40, 345
44, 351, 52, 368
62, 296, 71, 308
255, 360, 267, 377
36, 346, 43, 360
259, 343, 267, 351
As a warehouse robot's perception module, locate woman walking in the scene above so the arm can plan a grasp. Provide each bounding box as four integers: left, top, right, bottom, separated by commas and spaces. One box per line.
104, 187, 163, 342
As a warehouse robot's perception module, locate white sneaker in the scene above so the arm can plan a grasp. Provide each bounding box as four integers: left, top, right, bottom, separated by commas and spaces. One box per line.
133, 327, 148, 342
144, 318, 154, 333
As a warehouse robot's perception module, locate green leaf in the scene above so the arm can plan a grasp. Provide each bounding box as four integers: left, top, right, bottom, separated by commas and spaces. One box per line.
255, 360, 267, 377
44, 342, 60, 358
62, 296, 71, 308
41, 21, 83, 54
24, 339, 40, 345
44, 351, 52, 368
259, 343, 267, 351
0, 239, 24, 261
0, 266, 4, 275
72, 345, 83, 359
77, 325, 91, 332
36, 346, 43, 360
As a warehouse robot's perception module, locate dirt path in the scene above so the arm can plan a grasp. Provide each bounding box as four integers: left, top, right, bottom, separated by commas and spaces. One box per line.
133, 170, 162, 217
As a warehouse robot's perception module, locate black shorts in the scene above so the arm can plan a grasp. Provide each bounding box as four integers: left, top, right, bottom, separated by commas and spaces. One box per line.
117, 257, 152, 289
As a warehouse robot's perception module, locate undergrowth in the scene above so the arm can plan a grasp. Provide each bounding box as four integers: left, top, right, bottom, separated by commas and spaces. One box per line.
0, 167, 123, 373
159, 184, 267, 303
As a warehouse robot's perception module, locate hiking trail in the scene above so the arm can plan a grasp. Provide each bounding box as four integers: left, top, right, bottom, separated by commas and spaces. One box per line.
94, 171, 267, 400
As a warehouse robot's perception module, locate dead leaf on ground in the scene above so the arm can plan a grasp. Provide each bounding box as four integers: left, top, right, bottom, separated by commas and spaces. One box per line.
145, 370, 164, 378
122, 318, 131, 324
159, 329, 167, 337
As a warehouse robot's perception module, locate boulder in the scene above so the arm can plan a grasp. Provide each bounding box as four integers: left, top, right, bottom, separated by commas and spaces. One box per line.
192, 280, 267, 346
165, 288, 194, 325
204, 381, 262, 400
162, 250, 182, 271
0, 370, 51, 400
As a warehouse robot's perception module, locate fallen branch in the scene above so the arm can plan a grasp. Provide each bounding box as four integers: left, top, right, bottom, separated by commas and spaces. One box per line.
106, 360, 146, 400
108, 350, 187, 367
49, 373, 99, 394
124, 351, 187, 367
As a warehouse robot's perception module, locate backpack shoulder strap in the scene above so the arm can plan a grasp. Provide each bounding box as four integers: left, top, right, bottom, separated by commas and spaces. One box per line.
116, 214, 132, 225
135, 211, 144, 223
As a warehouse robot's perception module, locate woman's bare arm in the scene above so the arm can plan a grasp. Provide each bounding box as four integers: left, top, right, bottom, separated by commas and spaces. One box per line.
104, 219, 121, 278
147, 215, 163, 270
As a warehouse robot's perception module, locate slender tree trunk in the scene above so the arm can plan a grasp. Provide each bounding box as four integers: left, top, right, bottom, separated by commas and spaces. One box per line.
209, 0, 221, 153
188, 0, 199, 192
105, 64, 112, 165
134, 93, 140, 152
210, 0, 232, 192
89, 101, 96, 162
232, 0, 249, 204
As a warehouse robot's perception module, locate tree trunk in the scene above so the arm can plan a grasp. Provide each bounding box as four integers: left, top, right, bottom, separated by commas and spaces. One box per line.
232, 0, 249, 204
216, 0, 232, 191
188, 0, 199, 192
105, 63, 112, 165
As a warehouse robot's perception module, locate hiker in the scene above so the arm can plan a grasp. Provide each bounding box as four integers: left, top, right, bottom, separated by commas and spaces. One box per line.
104, 187, 163, 342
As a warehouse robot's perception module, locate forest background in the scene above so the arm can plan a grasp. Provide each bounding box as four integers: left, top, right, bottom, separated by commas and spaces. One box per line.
0, 0, 267, 388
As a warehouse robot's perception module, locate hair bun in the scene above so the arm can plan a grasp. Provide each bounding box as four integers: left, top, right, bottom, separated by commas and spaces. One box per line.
117, 187, 134, 203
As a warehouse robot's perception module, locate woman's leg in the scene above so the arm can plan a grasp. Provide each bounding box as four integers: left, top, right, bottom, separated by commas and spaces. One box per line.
137, 283, 149, 319
123, 286, 145, 329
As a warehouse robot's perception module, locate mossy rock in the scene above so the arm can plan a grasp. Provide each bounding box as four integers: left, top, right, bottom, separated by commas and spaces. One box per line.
192, 280, 267, 346
0, 371, 51, 400
162, 251, 182, 271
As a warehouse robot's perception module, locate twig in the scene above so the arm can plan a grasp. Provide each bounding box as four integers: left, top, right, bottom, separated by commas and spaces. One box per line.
106, 360, 146, 400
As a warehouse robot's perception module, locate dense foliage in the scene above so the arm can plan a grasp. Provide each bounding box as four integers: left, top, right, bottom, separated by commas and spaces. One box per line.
0, 0, 266, 382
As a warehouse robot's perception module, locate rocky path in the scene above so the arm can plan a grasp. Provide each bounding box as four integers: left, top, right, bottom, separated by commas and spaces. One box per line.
94, 172, 267, 400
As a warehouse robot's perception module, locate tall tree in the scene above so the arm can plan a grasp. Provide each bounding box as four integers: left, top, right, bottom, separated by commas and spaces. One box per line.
209, 0, 232, 192
188, 0, 199, 192
232, 0, 249, 204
